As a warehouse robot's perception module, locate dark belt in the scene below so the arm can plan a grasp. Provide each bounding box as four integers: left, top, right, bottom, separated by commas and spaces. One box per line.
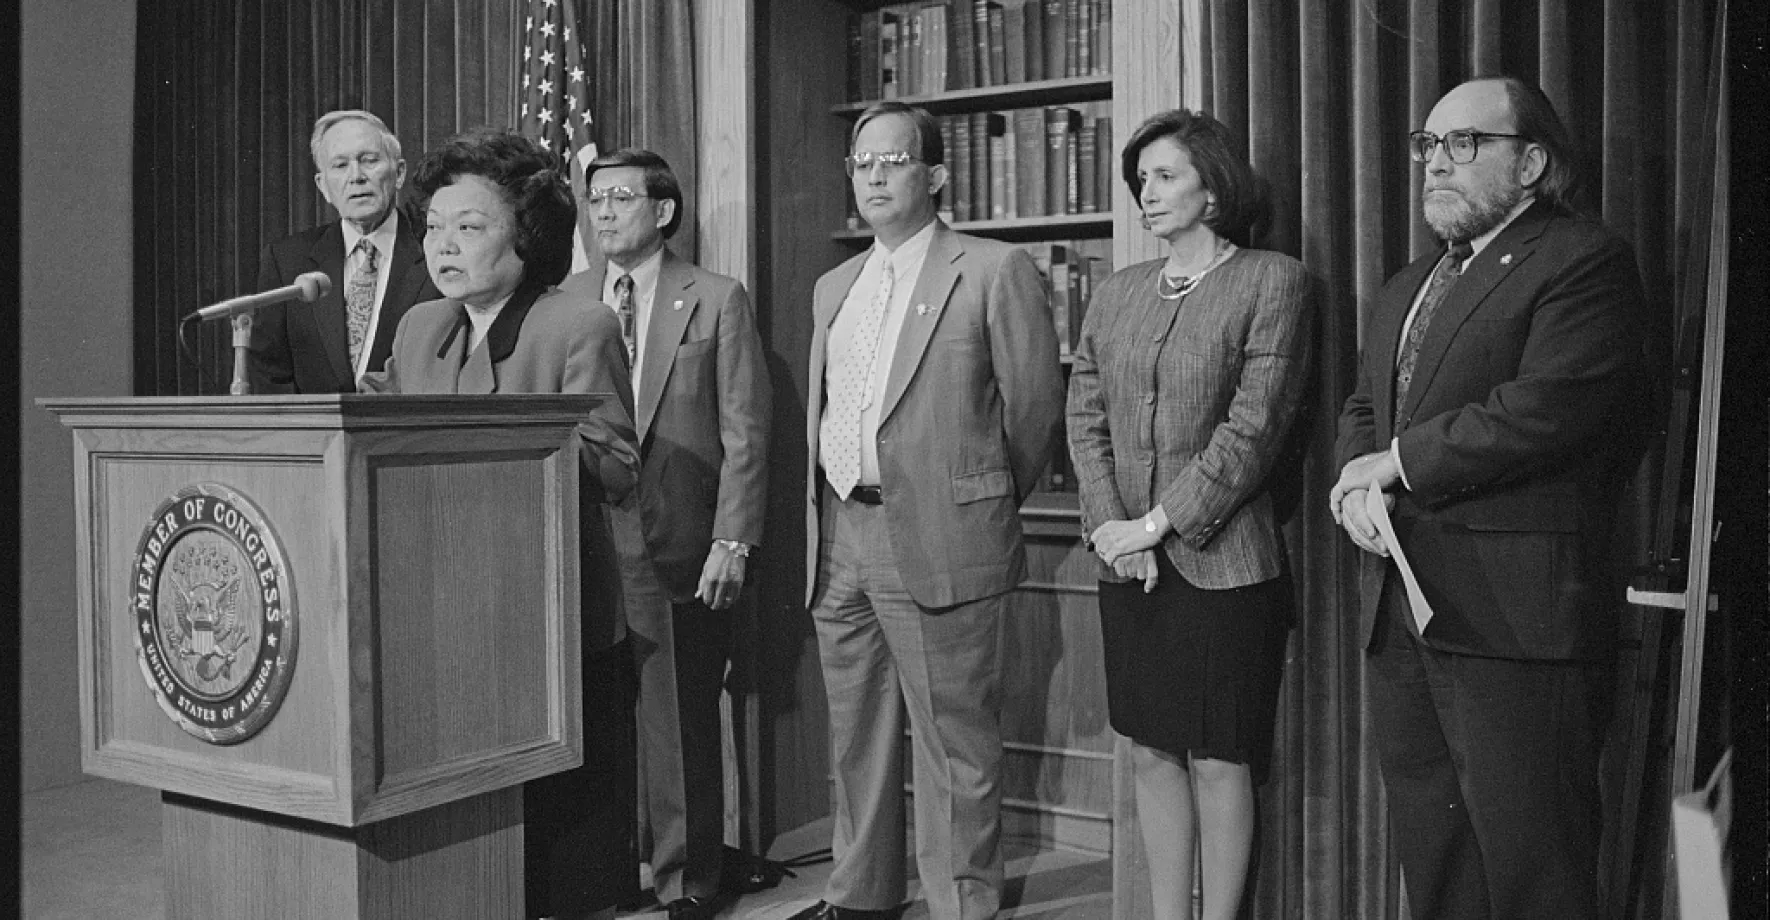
849, 484, 883, 505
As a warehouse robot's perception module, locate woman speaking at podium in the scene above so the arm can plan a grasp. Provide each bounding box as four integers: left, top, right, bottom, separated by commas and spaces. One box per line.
361, 129, 641, 920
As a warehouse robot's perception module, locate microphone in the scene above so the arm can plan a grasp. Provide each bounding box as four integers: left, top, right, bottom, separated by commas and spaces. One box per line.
187, 271, 333, 322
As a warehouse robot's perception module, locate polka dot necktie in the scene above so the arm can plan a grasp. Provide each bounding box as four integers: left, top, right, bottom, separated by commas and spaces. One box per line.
345, 238, 379, 372
823, 260, 895, 500
1394, 240, 1472, 419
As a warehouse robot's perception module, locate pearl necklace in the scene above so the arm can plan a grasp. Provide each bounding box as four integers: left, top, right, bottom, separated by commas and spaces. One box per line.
1157, 239, 1238, 301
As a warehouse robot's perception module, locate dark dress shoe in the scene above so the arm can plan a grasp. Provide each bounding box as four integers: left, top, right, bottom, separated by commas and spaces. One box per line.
666, 895, 723, 920
785, 901, 906, 920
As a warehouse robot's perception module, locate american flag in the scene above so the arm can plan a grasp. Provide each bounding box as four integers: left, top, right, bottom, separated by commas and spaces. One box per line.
519, 0, 599, 269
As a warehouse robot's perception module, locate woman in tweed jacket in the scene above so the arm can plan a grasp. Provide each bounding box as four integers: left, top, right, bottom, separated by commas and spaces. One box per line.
1066, 109, 1314, 920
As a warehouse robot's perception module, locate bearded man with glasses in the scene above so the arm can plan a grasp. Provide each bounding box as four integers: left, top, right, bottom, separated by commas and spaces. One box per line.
794, 101, 1064, 920
1329, 76, 1650, 920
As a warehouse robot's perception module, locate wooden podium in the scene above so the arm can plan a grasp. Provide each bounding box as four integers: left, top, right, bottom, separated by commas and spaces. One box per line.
42, 394, 609, 919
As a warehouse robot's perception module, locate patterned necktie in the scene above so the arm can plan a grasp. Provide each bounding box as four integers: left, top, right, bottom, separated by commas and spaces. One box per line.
345, 238, 380, 372
822, 259, 895, 500
1394, 240, 1473, 418
614, 274, 636, 372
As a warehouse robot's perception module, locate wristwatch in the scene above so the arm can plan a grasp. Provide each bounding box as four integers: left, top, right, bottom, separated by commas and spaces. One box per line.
1144, 513, 1158, 534
714, 539, 751, 558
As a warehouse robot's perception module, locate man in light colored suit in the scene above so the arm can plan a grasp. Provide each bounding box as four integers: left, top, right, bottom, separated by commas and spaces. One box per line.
561, 149, 771, 920
792, 101, 1065, 920
251, 110, 439, 393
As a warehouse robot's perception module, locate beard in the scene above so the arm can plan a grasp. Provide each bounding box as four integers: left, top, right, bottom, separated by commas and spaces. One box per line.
1422, 178, 1525, 242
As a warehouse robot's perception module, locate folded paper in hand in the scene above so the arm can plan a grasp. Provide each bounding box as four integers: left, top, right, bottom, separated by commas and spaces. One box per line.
1367, 484, 1435, 633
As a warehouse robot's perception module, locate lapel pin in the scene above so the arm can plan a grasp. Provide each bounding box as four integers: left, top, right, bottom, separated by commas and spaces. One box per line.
672, 299, 684, 311
917, 303, 934, 316
1499, 253, 1512, 265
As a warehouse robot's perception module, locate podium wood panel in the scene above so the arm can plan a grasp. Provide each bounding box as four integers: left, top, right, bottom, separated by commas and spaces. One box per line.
163, 787, 524, 920
44, 395, 598, 826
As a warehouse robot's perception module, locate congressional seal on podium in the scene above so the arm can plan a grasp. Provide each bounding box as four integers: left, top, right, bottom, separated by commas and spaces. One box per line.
130, 483, 298, 744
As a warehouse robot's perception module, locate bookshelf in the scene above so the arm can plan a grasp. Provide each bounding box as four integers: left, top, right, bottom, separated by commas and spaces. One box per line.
837, 0, 1119, 503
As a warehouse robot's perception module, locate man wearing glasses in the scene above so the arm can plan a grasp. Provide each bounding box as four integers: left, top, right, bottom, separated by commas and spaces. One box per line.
1330, 77, 1647, 919
794, 101, 1064, 920
562, 148, 771, 920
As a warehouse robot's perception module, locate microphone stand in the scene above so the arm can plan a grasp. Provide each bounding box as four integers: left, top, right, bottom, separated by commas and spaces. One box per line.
230, 313, 253, 395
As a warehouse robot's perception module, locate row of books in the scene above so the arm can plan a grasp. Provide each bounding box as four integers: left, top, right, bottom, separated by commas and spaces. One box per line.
944, 103, 1113, 224
845, 104, 1113, 229
847, 0, 1112, 102
1029, 238, 1112, 493
1019, 238, 1113, 360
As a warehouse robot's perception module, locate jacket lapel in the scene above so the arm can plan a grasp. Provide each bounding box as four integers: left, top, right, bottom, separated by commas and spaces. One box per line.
878, 224, 961, 424
367, 213, 432, 370
304, 223, 354, 384
1372, 255, 1437, 435
451, 279, 548, 395
636, 251, 698, 439
1399, 203, 1551, 421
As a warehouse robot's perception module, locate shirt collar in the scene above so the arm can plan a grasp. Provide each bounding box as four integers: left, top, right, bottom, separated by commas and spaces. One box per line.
607, 245, 666, 300
341, 209, 399, 259
872, 219, 937, 274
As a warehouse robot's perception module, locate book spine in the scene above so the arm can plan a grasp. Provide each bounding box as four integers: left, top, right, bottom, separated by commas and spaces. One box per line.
969, 111, 991, 220
972, 1, 993, 87
1095, 0, 1111, 74
938, 115, 957, 223
881, 12, 900, 99
1078, 109, 1098, 213
1064, 0, 1080, 77
1094, 114, 1113, 215
951, 114, 973, 223
1050, 243, 1071, 356
986, 4, 1007, 88
1042, 0, 1065, 81
861, 12, 882, 101
997, 112, 1017, 219
846, 14, 863, 102
1044, 106, 1069, 217
930, 5, 948, 93
1024, 0, 1044, 82
949, 0, 974, 91
1064, 106, 1080, 213
1003, 0, 1026, 85
1014, 108, 1046, 217
1077, 0, 1092, 75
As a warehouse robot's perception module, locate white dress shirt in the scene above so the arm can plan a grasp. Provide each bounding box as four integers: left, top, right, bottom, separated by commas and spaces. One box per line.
822, 219, 937, 487
341, 210, 401, 380
601, 246, 665, 392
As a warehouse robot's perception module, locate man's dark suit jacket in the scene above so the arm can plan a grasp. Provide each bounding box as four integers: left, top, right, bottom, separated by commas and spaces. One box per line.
250, 209, 439, 393
1335, 200, 1647, 661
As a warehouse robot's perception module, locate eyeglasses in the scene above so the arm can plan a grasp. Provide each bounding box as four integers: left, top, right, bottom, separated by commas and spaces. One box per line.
844, 150, 922, 177
585, 186, 651, 211
1408, 130, 1528, 164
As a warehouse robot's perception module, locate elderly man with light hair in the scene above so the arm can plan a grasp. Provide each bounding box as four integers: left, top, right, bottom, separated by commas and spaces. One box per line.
250, 109, 439, 393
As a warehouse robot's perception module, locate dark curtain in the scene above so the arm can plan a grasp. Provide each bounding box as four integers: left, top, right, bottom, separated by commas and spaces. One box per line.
1201, 2, 1726, 918
132, 0, 699, 394
133, 0, 521, 396
579, 0, 700, 261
